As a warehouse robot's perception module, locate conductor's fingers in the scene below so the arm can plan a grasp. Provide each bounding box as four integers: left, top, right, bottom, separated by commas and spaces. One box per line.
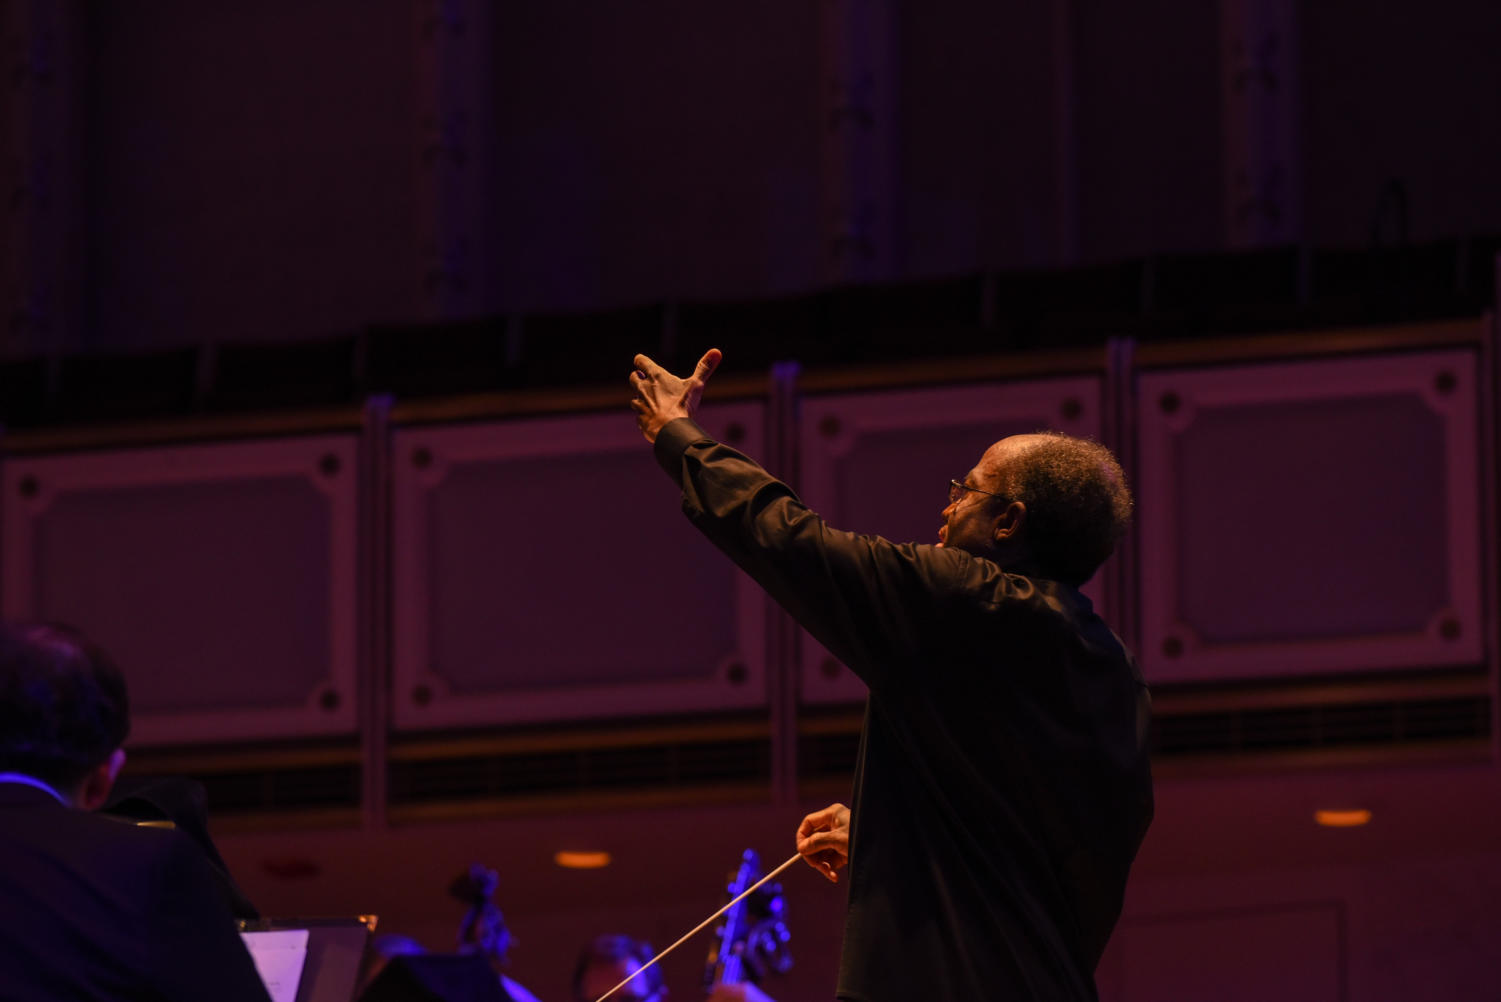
693, 348, 723, 383
796, 849, 841, 883
797, 828, 848, 855
633, 353, 667, 377
797, 802, 847, 839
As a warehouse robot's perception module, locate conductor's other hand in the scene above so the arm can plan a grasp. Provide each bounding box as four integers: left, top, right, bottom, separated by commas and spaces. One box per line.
796, 802, 851, 883
629, 348, 722, 444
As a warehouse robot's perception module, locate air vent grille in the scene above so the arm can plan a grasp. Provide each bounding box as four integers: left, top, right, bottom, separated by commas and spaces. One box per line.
794, 695, 1492, 782
389, 738, 772, 804
1152, 696, 1491, 756
197, 764, 362, 815
130, 697, 1490, 815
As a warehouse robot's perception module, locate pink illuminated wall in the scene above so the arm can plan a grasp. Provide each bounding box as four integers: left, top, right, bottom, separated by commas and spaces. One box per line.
2, 4, 1501, 1001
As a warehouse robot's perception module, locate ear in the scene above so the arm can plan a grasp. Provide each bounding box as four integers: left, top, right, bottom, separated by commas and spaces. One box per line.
76, 747, 126, 811
992, 500, 1027, 544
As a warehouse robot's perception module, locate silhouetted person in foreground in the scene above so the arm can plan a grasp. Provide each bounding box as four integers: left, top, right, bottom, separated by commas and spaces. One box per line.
631, 351, 1153, 1001
572, 935, 664, 1002
0, 622, 271, 1002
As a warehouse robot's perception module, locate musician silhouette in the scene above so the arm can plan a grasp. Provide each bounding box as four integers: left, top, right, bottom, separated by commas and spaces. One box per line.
0, 621, 270, 1001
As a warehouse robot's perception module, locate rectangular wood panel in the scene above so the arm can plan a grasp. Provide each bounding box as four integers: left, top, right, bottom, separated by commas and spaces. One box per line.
391, 404, 769, 728
1136, 349, 1482, 683
1, 436, 360, 744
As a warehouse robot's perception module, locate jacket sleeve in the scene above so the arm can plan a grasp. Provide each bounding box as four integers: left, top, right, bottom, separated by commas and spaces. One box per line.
654, 418, 998, 692
148, 830, 273, 1002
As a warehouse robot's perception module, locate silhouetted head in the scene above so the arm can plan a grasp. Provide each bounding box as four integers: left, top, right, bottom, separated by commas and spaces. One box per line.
940, 432, 1132, 587
573, 934, 665, 1002
0, 622, 129, 808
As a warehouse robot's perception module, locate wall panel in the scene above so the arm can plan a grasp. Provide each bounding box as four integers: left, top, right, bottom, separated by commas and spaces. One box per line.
1137, 349, 1482, 683
391, 405, 768, 729
0, 435, 360, 743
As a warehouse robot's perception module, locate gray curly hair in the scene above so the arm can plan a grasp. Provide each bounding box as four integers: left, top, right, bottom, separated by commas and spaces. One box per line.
997, 432, 1133, 587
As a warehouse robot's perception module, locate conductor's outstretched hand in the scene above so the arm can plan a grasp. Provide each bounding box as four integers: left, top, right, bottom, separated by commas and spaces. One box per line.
630, 348, 722, 444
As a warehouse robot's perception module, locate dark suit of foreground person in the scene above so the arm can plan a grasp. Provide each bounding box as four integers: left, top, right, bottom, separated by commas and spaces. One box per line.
0, 622, 270, 1002
631, 351, 1154, 1001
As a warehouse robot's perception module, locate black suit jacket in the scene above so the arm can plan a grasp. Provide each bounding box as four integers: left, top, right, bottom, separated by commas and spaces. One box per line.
0, 782, 272, 1002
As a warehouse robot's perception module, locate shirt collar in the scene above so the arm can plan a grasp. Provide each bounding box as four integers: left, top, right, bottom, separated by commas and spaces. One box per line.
0, 772, 72, 806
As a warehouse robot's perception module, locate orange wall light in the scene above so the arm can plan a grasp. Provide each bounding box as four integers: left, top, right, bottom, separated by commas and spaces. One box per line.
554, 850, 613, 869
1314, 808, 1372, 828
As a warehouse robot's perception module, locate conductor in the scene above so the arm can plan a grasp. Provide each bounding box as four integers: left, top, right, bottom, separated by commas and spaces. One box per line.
631, 350, 1153, 1001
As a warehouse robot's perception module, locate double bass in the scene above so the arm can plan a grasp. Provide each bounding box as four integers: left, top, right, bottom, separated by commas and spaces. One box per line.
703, 849, 793, 997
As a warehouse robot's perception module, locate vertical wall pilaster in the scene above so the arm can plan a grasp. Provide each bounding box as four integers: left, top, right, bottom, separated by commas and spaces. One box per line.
1221, 0, 1301, 248
820, 0, 899, 285
2, 0, 84, 358
1052, 0, 1080, 266
414, 0, 496, 321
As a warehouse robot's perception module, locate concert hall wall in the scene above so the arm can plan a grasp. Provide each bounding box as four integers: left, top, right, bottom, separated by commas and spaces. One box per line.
2, 3, 1501, 1000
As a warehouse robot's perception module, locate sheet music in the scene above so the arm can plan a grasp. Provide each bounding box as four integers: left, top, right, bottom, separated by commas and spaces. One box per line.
241, 928, 310, 1002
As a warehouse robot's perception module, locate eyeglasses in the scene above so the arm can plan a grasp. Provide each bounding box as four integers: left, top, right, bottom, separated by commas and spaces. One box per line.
948, 479, 1008, 506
